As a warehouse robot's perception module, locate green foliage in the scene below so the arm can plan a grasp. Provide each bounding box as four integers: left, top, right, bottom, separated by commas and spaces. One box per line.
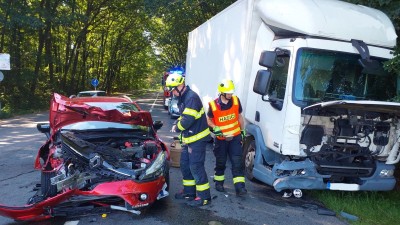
344, 0, 400, 76
0, 0, 398, 116
311, 190, 400, 225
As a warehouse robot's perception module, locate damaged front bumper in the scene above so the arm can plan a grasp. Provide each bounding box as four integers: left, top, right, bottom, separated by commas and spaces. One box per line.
0, 177, 167, 221
254, 159, 396, 192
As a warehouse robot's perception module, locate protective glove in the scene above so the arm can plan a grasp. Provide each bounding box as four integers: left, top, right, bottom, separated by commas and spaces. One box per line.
241, 129, 246, 139
178, 133, 183, 144
213, 126, 223, 137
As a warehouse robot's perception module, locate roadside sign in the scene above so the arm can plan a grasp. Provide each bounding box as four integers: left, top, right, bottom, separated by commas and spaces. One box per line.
91, 78, 99, 88
0, 53, 10, 70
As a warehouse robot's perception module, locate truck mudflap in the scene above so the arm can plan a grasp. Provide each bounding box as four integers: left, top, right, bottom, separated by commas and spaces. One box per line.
271, 160, 396, 192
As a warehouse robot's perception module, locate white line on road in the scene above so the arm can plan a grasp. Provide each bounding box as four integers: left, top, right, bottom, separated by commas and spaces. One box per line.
149, 92, 160, 112
64, 221, 79, 225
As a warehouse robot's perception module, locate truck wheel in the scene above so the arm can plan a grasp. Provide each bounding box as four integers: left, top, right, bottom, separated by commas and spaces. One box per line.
244, 140, 256, 181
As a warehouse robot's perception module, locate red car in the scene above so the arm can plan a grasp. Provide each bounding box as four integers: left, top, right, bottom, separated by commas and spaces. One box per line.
0, 93, 170, 221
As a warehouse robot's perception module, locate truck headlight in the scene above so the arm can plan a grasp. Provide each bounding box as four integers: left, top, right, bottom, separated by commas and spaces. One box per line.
379, 169, 394, 177
140, 152, 166, 180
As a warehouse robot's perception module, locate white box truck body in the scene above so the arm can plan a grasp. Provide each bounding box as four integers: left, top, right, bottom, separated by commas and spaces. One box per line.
185, 0, 399, 192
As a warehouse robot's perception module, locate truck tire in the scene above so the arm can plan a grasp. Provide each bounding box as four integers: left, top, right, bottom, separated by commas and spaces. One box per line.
243, 140, 256, 181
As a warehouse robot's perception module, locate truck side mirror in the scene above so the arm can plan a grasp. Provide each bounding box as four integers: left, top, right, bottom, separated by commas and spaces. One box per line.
253, 70, 271, 95
259, 51, 277, 68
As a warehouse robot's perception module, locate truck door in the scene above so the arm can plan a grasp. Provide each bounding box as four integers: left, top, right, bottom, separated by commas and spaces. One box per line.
255, 49, 291, 155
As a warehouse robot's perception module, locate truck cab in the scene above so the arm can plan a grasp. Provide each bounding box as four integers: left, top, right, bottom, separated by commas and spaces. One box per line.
185, 0, 399, 193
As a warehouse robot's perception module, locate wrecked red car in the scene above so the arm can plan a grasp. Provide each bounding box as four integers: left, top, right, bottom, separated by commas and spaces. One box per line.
0, 93, 170, 221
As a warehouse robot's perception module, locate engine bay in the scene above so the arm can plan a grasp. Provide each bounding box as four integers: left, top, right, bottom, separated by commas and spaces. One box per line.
49, 131, 163, 192
300, 103, 400, 179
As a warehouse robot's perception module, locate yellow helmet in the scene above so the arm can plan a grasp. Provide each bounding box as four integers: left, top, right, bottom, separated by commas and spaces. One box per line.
166, 73, 185, 90
218, 79, 235, 94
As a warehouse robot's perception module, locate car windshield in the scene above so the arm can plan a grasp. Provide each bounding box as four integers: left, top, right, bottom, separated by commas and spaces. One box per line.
77, 91, 106, 97
61, 121, 149, 131
85, 102, 139, 113
292, 48, 397, 107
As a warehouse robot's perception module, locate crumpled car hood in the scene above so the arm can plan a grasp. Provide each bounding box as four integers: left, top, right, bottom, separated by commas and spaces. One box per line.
50, 93, 153, 131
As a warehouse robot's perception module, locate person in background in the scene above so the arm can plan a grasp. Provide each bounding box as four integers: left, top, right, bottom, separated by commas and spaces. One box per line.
207, 79, 247, 196
166, 73, 212, 206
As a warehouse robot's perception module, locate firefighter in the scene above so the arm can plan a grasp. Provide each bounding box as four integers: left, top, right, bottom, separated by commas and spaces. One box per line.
207, 79, 247, 196
166, 73, 212, 207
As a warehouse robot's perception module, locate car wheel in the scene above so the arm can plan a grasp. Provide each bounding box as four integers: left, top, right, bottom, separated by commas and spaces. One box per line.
243, 139, 256, 181
41, 171, 57, 198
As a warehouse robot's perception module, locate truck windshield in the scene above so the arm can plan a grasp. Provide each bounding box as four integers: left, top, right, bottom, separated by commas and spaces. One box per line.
292, 48, 398, 107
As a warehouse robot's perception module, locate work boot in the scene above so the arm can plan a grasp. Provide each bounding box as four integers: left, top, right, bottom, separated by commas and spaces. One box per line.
186, 197, 211, 207
236, 187, 247, 196
174, 190, 196, 200
215, 181, 225, 192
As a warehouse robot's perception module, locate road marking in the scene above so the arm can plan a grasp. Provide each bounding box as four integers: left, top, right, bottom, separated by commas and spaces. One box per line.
149, 92, 160, 112
64, 221, 79, 225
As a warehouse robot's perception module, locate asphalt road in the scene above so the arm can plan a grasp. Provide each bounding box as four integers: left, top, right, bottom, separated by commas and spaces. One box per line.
0, 91, 349, 225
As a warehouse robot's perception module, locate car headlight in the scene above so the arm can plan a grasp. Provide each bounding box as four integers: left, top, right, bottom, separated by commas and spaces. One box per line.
140, 152, 166, 180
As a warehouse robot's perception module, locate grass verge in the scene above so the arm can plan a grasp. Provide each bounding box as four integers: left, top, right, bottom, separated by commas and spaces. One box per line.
310, 190, 400, 225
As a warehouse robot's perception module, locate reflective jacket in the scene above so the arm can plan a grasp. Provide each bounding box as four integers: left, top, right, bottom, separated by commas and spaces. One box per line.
175, 86, 211, 144
209, 95, 241, 140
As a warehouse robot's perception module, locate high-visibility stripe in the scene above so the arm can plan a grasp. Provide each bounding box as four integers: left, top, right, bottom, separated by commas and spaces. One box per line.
233, 176, 245, 184
177, 121, 185, 130
233, 96, 238, 105
219, 121, 239, 130
222, 127, 241, 136
210, 101, 217, 111
214, 175, 225, 181
196, 182, 210, 192
182, 107, 205, 119
182, 127, 210, 144
183, 179, 196, 186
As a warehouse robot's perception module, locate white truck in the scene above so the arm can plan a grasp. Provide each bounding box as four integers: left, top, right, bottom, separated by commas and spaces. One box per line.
185, 0, 399, 194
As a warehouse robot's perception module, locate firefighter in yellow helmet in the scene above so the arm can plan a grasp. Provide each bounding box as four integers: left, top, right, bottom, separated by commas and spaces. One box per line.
166, 73, 212, 206
206, 79, 247, 196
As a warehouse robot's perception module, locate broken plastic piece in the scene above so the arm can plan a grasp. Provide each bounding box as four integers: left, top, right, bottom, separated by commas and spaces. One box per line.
340, 211, 359, 221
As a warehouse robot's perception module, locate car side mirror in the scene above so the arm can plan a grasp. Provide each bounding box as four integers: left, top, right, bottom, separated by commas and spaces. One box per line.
37, 123, 50, 133
37, 123, 50, 138
153, 121, 163, 131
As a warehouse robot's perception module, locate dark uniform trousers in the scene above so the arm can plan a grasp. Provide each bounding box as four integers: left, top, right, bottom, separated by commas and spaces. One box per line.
180, 139, 211, 200
213, 135, 245, 190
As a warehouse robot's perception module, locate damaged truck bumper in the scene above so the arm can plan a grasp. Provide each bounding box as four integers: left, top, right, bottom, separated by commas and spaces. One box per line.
254, 158, 396, 192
